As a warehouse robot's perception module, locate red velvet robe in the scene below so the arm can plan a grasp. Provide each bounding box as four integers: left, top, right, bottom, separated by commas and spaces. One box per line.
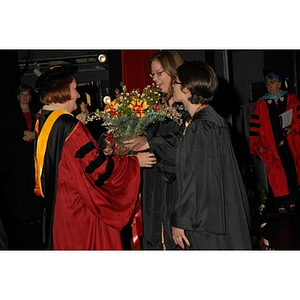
249, 93, 300, 197
35, 111, 140, 250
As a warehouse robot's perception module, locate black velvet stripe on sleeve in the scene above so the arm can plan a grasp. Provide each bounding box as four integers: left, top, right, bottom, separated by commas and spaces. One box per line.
249, 131, 259, 136
75, 140, 107, 174
76, 141, 96, 158
249, 113, 260, 136
95, 156, 115, 187
249, 122, 260, 128
85, 153, 106, 174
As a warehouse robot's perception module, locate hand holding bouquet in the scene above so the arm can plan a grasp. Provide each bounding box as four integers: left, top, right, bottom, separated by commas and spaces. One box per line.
87, 83, 182, 154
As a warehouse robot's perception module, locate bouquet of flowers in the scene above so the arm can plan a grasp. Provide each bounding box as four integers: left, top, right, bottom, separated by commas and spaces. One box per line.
87, 83, 182, 154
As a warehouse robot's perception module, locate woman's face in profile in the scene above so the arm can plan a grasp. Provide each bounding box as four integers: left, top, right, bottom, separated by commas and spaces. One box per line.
172, 78, 190, 104
68, 79, 80, 112
150, 59, 172, 94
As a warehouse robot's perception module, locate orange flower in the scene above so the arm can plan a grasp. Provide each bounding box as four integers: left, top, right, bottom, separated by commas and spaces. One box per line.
129, 100, 148, 118
104, 100, 118, 117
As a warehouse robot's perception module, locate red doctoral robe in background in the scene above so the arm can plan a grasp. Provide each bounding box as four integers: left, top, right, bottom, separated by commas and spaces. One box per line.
249, 93, 300, 197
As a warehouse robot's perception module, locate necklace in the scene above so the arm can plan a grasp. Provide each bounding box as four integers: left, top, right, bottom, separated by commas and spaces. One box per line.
181, 104, 208, 139
185, 104, 207, 128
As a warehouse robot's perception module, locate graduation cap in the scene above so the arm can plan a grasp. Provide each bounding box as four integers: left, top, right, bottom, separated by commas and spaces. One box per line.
35, 63, 78, 93
263, 68, 289, 89
263, 68, 284, 82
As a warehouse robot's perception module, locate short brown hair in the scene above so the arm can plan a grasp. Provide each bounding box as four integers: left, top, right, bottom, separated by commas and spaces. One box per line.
177, 61, 218, 105
17, 84, 31, 95
39, 75, 74, 105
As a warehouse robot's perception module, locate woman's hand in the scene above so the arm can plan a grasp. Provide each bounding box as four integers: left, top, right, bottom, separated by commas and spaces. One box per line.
172, 226, 190, 249
284, 126, 293, 135
102, 141, 114, 155
23, 130, 35, 142
135, 152, 157, 168
123, 135, 149, 152
98, 133, 114, 155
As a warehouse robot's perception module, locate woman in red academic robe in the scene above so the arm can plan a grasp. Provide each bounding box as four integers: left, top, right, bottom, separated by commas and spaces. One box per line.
249, 70, 300, 213
34, 64, 157, 250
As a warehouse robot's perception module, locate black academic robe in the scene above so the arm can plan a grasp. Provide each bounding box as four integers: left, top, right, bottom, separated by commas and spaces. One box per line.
171, 106, 252, 250
142, 107, 190, 250
4, 102, 43, 222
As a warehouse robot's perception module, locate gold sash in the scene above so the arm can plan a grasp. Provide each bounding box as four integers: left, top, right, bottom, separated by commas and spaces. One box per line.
34, 110, 72, 197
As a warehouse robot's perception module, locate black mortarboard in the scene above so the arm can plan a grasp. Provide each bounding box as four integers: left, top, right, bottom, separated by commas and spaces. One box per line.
263, 68, 283, 82
35, 63, 78, 93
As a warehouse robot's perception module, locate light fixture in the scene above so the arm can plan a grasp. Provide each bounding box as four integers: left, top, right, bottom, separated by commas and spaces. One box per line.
33, 62, 42, 77
98, 54, 107, 64
103, 95, 111, 104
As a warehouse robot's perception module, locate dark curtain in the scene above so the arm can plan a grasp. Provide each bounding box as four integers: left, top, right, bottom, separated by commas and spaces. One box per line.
0, 50, 20, 244
0, 50, 20, 110
0, 50, 20, 182
121, 50, 158, 91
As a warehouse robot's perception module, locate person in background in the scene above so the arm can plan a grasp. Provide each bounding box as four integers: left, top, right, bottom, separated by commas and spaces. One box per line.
34, 64, 157, 250
72, 94, 114, 156
171, 61, 252, 250
2, 84, 44, 249
249, 70, 300, 214
17, 85, 36, 141
73, 96, 90, 124
123, 50, 190, 250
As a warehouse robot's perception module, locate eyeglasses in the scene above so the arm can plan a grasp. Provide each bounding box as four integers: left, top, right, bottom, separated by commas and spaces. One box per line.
172, 80, 183, 85
149, 70, 165, 78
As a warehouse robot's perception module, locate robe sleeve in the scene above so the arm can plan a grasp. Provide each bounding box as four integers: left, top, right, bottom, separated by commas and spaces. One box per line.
59, 123, 140, 231
147, 120, 182, 174
288, 93, 300, 135
249, 100, 270, 161
286, 94, 300, 185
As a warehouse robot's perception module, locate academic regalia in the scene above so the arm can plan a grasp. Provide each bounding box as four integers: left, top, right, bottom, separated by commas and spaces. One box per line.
249, 92, 300, 199
35, 110, 141, 250
142, 107, 189, 250
171, 106, 252, 250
